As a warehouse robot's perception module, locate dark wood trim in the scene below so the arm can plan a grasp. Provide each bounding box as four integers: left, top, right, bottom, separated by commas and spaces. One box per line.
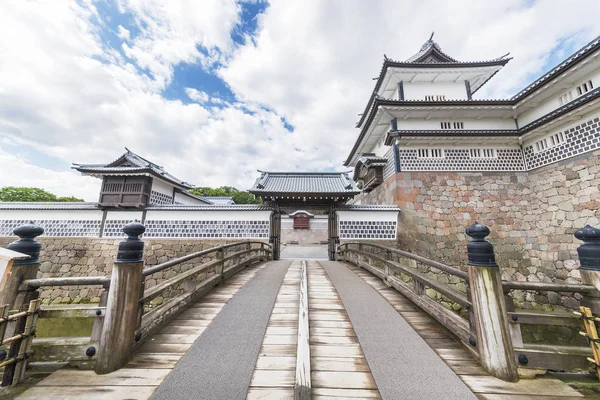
393, 143, 401, 172
465, 80, 472, 100
99, 210, 108, 238
397, 82, 404, 100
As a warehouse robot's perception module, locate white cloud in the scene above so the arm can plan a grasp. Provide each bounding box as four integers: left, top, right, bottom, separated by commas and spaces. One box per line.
185, 88, 210, 103
1, 0, 600, 202
0, 147, 100, 200
117, 0, 240, 87
117, 25, 130, 41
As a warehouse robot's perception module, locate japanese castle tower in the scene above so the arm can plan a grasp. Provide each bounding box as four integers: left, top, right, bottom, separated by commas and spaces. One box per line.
347, 34, 600, 188
347, 34, 600, 272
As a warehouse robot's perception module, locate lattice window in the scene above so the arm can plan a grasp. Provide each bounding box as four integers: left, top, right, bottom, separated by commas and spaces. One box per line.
524, 116, 600, 170
150, 190, 173, 205
0, 220, 101, 237
144, 220, 270, 238
558, 91, 573, 106
417, 148, 445, 159
469, 149, 497, 159
425, 95, 446, 101
533, 131, 566, 154
576, 80, 594, 96
441, 122, 463, 130
339, 220, 397, 240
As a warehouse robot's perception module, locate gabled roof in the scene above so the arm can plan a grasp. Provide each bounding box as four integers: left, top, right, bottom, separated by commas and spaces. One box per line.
73, 148, 194, 189
249, 171, 359, 197
288, 210, 315, 218
199, 196, 236, 205
404, 35, 459, 63
353, 155, 388, 181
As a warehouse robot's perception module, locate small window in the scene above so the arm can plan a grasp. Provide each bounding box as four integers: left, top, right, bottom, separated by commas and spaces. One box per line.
558, 92, 573, 106
425, 95, 446, 101
469, 149, 497, 158
440, 122, 464, 130
533, 131, 566, 153
417, 148, 445, 159
576, 80, 593, 97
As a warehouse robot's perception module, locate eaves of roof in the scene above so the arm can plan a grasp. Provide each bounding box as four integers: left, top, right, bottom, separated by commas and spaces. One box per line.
146, 205, 273, 211
73, 166, 194, 189
0, 202, 101, 210
336, 205, 400, 212
356, 58, 511, 129
347, 87, 600, 165
511, 35, 600, 102
345, 98, 514, 166
384, 86, 600, 144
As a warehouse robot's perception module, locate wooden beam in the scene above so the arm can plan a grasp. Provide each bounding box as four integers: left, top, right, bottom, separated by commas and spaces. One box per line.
295, 261, 311, 400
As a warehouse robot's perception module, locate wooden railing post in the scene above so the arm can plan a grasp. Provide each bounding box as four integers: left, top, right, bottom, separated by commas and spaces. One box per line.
96, 222, 145, 374
1, 223, 43, 387
466, 222, 518, 382
575, 225, 600, 313
0, 223, 43, 310
216, 248, 225, 279
90, 283, 109, 342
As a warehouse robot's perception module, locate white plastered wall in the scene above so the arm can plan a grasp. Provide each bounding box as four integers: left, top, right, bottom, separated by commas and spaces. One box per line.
337, 211, 398, 240
0, 209, 104, 237
403, 81, 468, 101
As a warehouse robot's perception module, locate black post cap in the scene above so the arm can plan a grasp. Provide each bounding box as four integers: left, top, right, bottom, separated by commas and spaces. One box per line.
574, 225, 600, 271
115, 221, 145, 264
465, 222, 497, 268
7, 222, 44, 266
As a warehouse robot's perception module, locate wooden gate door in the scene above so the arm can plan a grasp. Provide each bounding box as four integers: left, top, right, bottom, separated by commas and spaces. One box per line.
270, 209, 281, 260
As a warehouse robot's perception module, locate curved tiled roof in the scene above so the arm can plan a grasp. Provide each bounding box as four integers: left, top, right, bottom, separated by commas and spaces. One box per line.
0, 202, 101, 210
73, 148, 194, 189
511, 35, 600, 101
336, 205, 400, 212
249, 171, 359, 196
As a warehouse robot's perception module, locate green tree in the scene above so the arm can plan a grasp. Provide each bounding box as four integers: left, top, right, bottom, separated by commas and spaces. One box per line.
189, 186, 261, 204
0, 187, 84, 202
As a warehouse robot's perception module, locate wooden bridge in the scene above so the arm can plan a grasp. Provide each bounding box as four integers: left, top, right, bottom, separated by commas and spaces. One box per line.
1, 222, 599, 399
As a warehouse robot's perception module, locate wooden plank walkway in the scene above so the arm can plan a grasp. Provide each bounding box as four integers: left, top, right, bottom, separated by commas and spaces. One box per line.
15, 259, 586, 399
344, 261, 584, 400
16, 263, 267, 400
308, 260, 380, 399
246, 260, 301, 399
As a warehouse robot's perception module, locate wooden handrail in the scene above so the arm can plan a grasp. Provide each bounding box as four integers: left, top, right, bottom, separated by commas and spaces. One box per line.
501, 281, 595, 293
142, 241, 270, 277
21, 276, 110, 289
339, 242, 468, 280
349, 248, 471, 308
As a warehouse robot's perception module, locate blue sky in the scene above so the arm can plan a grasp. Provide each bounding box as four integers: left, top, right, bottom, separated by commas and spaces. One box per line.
0, 0, 599, 200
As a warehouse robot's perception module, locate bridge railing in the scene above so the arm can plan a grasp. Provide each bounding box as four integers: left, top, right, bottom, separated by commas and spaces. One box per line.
337, 242, 474, 350
0, 222, 272, 381
339, 222, 600, 382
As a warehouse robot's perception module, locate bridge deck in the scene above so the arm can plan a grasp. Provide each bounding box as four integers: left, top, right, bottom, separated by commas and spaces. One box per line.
17, 260, 583, 399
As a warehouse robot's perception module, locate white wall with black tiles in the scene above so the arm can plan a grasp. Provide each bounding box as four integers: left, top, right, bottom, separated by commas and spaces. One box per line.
142, 210, 272, 239
396, 147, 525, 171
0, 209, 272, 239
523, 116, 600, 170
102, 211, 144, 237
149, 190, 173, 205
383, 146, 396, 180
337, 211, 398, 240
0, 210, 104, 237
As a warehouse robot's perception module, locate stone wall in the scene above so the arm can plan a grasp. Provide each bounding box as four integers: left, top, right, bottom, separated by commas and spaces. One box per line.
350, 148, 600, 310
281, 228, 327, 245
0, 237, 265, 304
